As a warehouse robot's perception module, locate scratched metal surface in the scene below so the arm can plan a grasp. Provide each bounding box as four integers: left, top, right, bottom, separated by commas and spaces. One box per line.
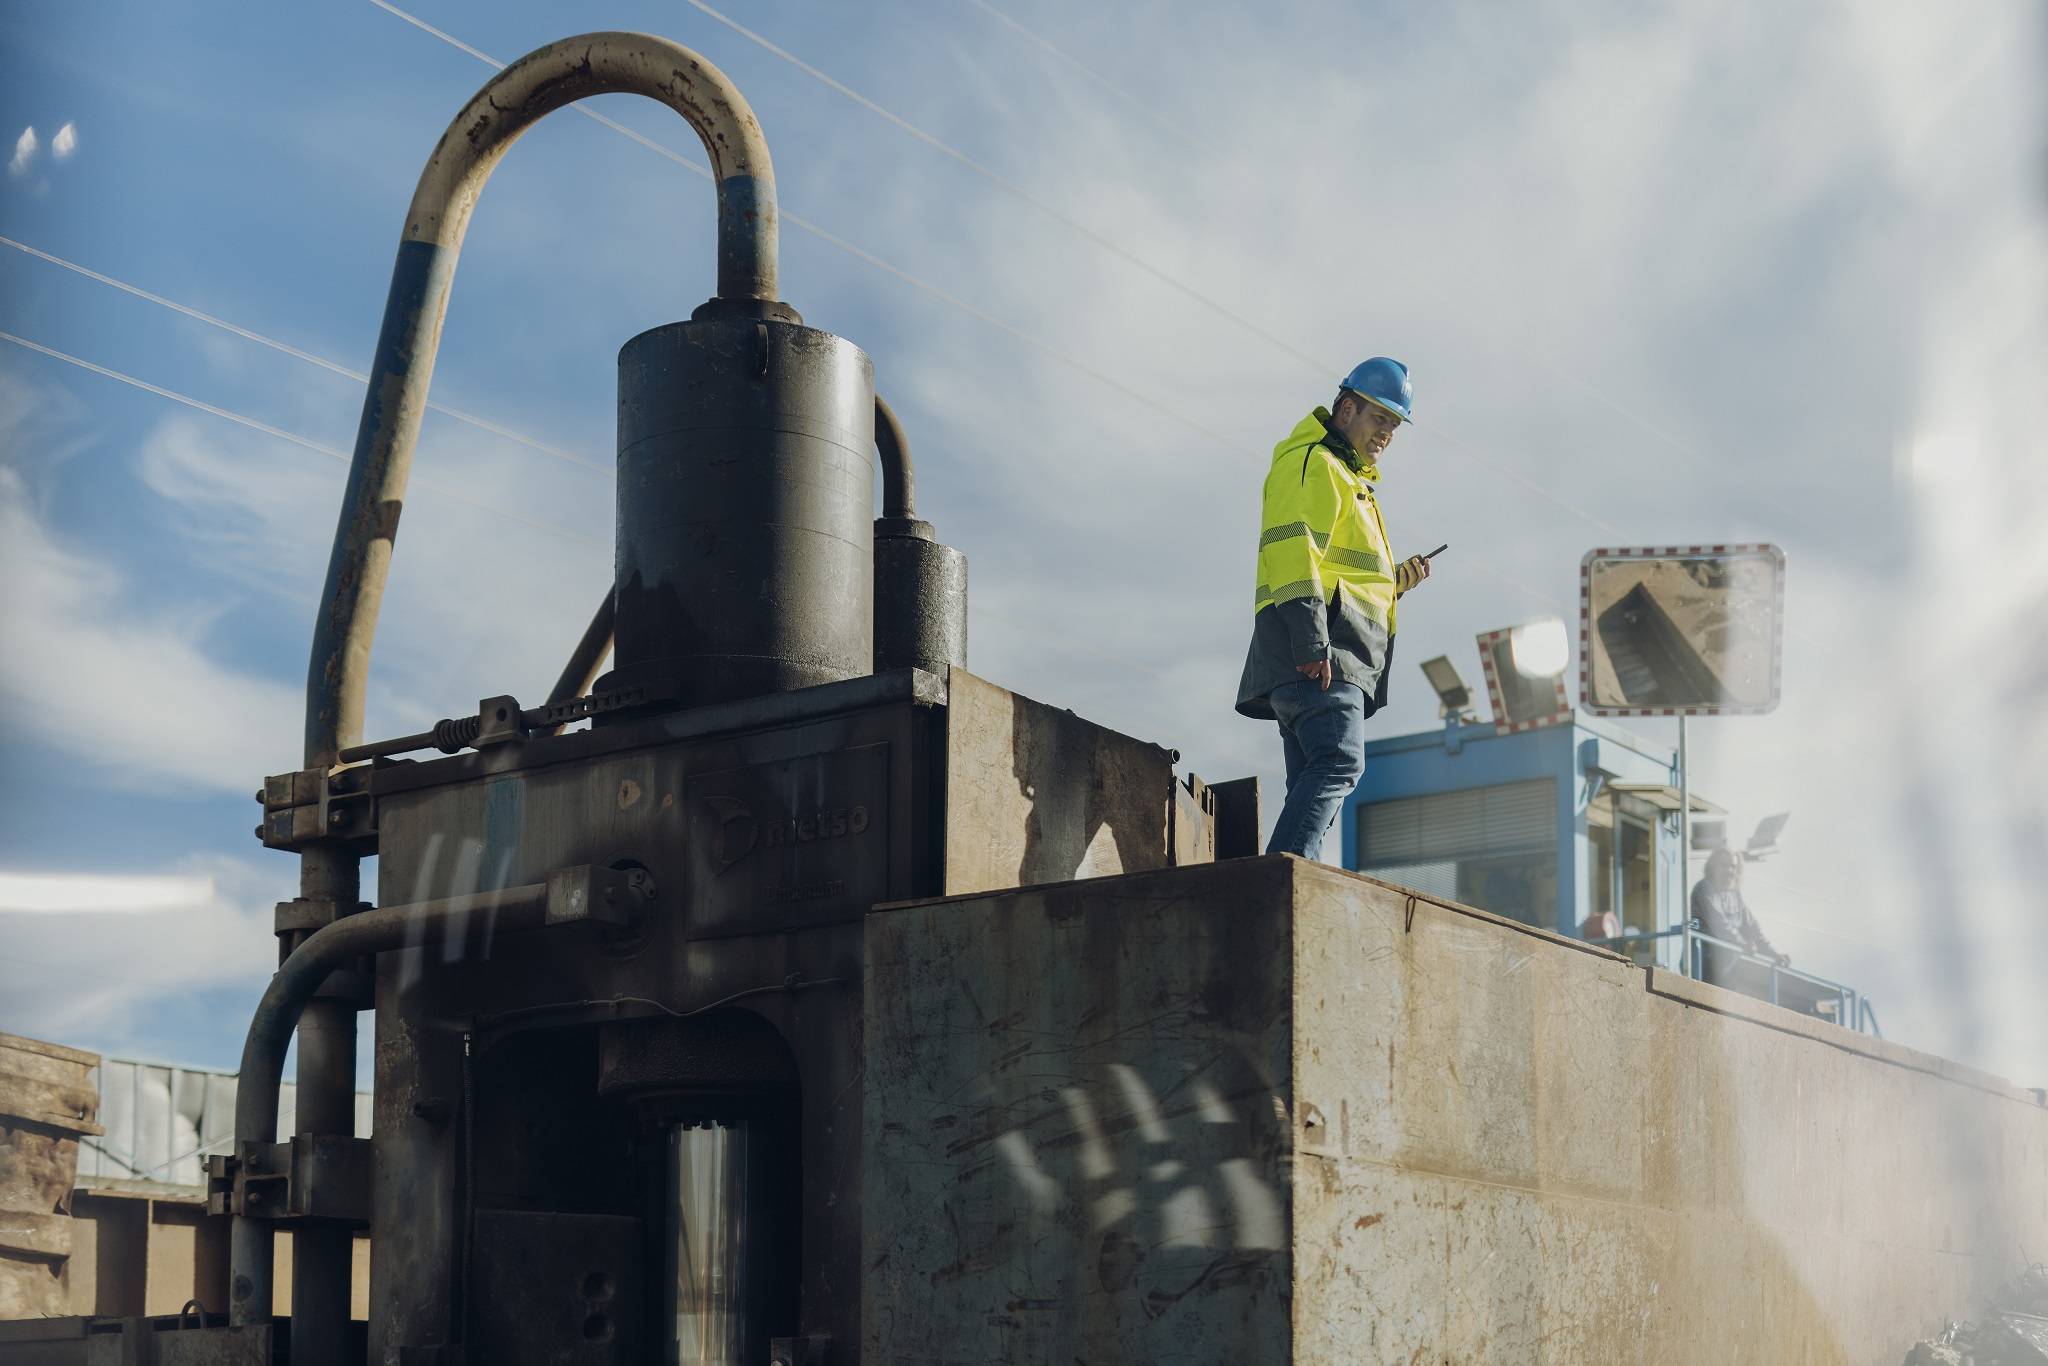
865, 858, 1296, 1364
865, 857, 2048, 1364
1290, 861, 2048, 1363
941, 669, 1181, 897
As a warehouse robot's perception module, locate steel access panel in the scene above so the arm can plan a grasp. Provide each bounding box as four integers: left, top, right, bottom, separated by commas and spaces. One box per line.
685, 741, 893, 939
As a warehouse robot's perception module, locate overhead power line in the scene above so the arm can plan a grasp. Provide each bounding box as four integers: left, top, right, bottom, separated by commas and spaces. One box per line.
364, 0, 1242, 458
673, 0, 1622, 537
682, 0, 1329, 376
0, 330, 604, 549
0, 234, 604, 476
960, 0, 1218, 156
961, 4, 1726, 502
364, 0, 1584, 614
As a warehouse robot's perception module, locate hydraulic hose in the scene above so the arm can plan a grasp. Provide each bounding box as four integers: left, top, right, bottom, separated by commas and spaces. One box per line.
305, 32, 781, 771
228, 885, 551, 1324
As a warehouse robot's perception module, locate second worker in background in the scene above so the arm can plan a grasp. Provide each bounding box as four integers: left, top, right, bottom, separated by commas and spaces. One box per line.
1236, 358, 1435, 861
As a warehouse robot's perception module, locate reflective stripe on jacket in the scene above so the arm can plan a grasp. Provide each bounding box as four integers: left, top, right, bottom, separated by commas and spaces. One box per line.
1235, 408, 1398, 720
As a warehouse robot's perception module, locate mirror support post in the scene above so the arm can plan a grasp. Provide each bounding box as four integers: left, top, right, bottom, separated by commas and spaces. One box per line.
1677, 714, 1690, 948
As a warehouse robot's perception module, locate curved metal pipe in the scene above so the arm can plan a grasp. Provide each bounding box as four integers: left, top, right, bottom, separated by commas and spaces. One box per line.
305, 32, 781, 770
228, 884, 552, 1324
874, 394, 916, 521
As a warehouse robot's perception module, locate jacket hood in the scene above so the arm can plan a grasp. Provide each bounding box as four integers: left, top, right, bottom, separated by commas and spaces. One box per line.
1276, 407, 1380, 485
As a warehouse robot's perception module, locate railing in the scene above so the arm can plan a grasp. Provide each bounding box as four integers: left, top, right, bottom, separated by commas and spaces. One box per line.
1589, 925, 1881, 1038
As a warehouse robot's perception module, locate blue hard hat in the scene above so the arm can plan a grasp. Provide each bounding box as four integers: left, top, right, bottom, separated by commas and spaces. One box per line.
1340, 357, 1413, 423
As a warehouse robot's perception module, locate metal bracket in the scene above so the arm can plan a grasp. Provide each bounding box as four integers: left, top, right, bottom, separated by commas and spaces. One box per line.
207, 1134, 372, 1226
272, 897, 371, 935
255, 764, 376, 853
1170, 771, 1218, 866
543, 864, 648, 928
473, 694, 526, 748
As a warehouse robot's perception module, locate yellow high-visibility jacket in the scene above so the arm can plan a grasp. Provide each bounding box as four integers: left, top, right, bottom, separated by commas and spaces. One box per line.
1235, 408, 1399, 719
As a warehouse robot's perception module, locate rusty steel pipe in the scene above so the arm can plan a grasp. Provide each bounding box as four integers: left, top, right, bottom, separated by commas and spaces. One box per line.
305, 32, 781, 771
228, 884, 553, 1325
290, 996, 358, 1366
281, 845, 360, 1364
290, 42, 775, 1330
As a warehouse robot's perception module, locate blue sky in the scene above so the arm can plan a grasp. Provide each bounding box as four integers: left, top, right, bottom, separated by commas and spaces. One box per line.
1, 0, 2042, 1085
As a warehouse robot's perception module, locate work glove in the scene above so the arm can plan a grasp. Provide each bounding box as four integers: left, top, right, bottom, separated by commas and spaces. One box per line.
1395, 554, 1431, 595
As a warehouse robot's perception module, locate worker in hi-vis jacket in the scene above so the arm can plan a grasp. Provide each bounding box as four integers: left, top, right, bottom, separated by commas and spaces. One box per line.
1235, 357, 1433, 860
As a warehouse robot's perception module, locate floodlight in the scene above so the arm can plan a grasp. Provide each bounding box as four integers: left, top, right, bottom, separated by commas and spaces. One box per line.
1745, 812, 1790, 860
1419, 655, 1474, 719
1477, 622, 1574, 734
1509, 618, 1571, 678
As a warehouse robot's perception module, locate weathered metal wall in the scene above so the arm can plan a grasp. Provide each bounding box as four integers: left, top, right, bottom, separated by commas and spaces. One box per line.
942, 670, 1181, 895
864, 857, 2048, 1364
0, 1033, 101, 1319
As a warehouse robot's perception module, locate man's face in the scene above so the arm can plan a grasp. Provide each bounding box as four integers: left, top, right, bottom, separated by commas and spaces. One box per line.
1707, 855, 1739, 890
1335, 393, 1402, 459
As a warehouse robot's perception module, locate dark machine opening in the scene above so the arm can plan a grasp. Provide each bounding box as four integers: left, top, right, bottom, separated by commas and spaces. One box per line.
608, 1011, 803, 1364
460, 1010, 803, 1364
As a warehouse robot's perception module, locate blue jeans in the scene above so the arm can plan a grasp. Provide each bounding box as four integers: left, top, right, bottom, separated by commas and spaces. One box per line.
1265, 680, 1368, 862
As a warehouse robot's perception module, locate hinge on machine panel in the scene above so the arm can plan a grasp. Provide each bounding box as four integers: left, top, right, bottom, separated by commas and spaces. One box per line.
207, 1134, 373, 1226
255, 762, 377, 853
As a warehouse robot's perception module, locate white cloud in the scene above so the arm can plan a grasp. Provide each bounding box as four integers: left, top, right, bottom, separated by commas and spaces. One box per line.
7, 126, 34, 177
0, 457, 302, 795
134, 409, 612, 740
0, 856, 283, 1050
0, 871, 215, 914
0, 345, 608, 797
50, 122, 76, 161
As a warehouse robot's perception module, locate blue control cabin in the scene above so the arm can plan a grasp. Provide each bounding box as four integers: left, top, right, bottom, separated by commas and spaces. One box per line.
1337, 712, 1879, 1033
1339, 711, 1692, 942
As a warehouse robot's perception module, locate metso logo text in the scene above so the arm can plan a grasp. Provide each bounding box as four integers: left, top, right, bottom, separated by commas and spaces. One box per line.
764, 805, 870, 848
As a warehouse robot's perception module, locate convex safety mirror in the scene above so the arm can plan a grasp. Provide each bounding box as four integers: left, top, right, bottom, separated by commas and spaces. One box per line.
1579, 545, 1785, 715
